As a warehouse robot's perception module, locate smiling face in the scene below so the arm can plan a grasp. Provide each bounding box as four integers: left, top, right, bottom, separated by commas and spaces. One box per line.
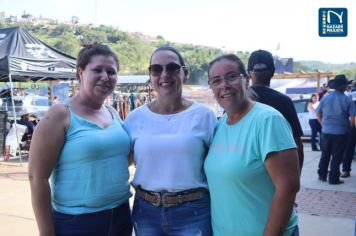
149, 50, 187, 99
78, 55, 118, 101
209, 59, 249, 113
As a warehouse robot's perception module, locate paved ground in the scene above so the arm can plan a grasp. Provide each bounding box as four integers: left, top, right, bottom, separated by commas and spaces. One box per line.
296, 145, 356, 221
297, 188, 356, 219
0, 143, 355, 236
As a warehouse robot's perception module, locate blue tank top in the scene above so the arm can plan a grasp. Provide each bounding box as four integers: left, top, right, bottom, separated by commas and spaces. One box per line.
50, 106, 132, 214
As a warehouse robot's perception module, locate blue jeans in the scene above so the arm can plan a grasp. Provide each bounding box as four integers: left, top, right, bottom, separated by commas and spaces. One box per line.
132, 194, 212, 236
318, 133, 348, 183
342, 127, 356, 172
52, 202, 132, 236
309, 119, 322, 150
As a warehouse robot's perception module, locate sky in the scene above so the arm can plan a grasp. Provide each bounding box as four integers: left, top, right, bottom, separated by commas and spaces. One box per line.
1, 0, 355, 64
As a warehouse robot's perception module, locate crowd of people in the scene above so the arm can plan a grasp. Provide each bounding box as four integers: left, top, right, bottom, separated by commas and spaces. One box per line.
115, 92, 151, 120
26, 43, 355, 236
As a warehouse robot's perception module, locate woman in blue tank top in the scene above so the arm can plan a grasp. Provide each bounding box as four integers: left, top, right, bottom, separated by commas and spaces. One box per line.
29, 44, 132, 236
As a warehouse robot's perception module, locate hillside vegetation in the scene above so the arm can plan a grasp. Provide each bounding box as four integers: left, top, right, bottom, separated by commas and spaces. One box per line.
1, 20, 355, 83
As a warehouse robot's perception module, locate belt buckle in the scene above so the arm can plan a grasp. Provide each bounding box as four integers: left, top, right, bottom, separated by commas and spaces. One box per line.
150, 192, 161, 207
162, 192, 180, 208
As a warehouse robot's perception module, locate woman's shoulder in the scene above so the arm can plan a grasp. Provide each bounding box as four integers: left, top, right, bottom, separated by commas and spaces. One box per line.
124, 104, 148, 121
36, 104, 70, 129
250, 103, 287, 123
189, 102, 215, 115
45, 103, 70, 119
254, 102, 280, 115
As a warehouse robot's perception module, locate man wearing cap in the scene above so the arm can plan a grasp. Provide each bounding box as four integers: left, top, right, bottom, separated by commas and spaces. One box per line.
17, 112, 35, 142
316, 74, 355, 184
248, 49, 304, 172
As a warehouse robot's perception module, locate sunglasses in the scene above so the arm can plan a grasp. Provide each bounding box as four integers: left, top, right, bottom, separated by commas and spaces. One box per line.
148, 62, 185, 76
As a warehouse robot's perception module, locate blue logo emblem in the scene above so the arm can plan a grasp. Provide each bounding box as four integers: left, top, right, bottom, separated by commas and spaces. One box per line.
319, 8, 347, 37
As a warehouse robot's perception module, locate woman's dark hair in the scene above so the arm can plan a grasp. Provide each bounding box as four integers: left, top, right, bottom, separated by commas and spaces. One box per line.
76, 43, 119, 79
309, 93, 317, 102
208, 54, 256, 101
149, 46, 185, 66
208, 54, 248, 78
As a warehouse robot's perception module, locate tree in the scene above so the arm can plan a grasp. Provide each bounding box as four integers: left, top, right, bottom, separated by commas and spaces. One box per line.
80, 29, 107, 44
54, 33, 80, 57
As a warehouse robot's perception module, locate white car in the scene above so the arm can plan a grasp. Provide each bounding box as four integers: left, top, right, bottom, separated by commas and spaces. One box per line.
292, 98, 311, 136
1, 95, 50, 119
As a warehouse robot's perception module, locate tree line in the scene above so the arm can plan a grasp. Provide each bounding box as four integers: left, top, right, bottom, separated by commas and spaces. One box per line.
1, 21, 355, 82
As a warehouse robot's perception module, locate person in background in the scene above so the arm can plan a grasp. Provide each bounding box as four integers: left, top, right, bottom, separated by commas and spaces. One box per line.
308, 94, 322, 151
29, 114, 40, 126
17, 112, 35, 143
318, 83, 328, 101
316, 74, 355, 185
344, 84, 352, 96
249, 49, 304, 172
51, 95, 60, 105
28, 44, 132, 236
121, 95, 130, 120
205, 54, 300, 236
340, 82, 356, 178
129, 91, 136, 111
124, 46, 216, 236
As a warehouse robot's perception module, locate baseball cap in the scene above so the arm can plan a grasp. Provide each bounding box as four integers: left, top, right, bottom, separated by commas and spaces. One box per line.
248, 49, 275, 72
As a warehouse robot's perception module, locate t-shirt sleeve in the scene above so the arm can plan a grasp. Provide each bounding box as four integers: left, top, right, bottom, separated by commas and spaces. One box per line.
258, 114, 297, 162
205, 110, 218, 146
123, 114, 135, 151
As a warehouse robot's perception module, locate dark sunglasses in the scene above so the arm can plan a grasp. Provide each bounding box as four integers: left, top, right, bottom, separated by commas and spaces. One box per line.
148, 62, 185, 76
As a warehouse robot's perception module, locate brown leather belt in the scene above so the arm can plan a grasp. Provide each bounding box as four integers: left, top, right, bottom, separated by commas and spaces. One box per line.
136, 187, 209, 208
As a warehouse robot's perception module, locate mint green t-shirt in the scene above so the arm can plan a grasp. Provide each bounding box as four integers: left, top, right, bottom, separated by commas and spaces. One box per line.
205, 102, 298, 236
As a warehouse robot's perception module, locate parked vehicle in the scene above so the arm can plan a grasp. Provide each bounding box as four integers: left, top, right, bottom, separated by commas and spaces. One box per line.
0, 95, 50, 119
292, 98, 311, 136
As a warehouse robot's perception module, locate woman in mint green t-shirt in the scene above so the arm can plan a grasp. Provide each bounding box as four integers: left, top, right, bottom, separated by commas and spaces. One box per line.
204, 54, 300, 236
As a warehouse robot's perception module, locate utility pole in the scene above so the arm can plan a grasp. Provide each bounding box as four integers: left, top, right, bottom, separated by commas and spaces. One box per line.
94, 0, 97, 26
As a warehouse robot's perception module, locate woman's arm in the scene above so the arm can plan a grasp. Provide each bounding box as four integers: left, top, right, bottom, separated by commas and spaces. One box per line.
263, 149, 300, 236
28, 105, 69, 236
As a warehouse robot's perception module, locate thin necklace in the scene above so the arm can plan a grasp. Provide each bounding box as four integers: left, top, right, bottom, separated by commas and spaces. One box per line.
152, 98, 185, 114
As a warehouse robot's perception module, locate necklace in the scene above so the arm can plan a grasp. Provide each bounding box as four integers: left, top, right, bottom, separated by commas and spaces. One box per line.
150, 98, 186, 115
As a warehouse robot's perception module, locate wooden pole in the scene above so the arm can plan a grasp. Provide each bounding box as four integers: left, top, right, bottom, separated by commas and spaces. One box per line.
316, 72, 321, 94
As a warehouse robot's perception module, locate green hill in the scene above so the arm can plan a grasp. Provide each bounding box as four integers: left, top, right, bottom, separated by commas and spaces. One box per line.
1, 20, 355, 82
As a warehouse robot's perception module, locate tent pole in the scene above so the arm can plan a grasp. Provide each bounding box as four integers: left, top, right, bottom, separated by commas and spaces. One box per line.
49, 80, 53, 102
8, 74, 23, 166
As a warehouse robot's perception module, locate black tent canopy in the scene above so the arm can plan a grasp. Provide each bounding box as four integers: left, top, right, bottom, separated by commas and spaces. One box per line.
0, 27, 76, 82
0, 27, 77, 163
